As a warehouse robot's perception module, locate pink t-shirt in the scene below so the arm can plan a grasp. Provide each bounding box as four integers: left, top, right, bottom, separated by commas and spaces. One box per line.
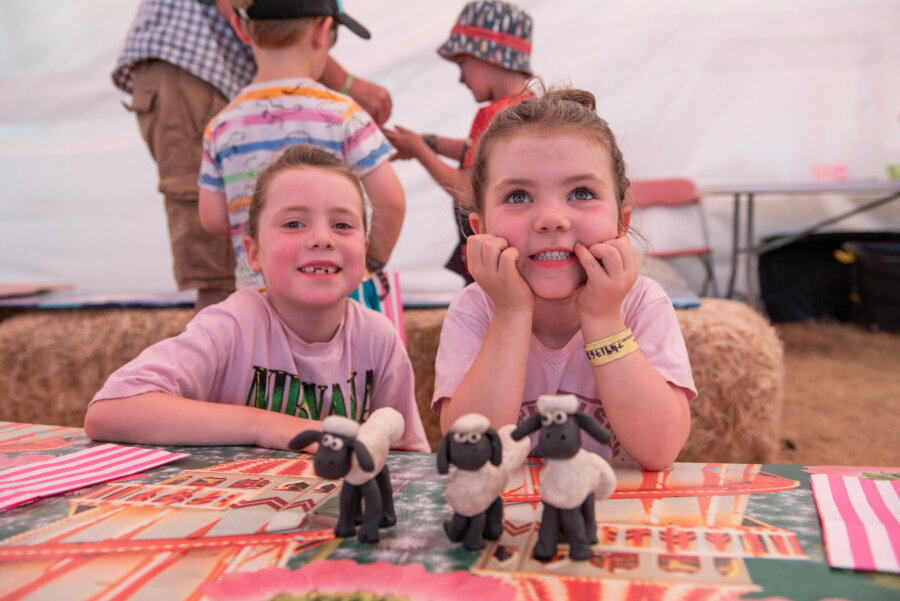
93, 288, 429, 452
432, 276, 697, 462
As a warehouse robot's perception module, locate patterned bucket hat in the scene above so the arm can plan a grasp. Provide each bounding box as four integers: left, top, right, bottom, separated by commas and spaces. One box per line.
437, 1, 533, 76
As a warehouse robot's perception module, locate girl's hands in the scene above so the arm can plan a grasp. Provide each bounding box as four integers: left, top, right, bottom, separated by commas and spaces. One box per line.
466, 234, 534, 313
574, 236, 639, 326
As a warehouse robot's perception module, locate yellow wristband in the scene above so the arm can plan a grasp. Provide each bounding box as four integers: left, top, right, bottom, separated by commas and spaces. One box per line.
584, 329, 638, 367
340, 73, 355, 95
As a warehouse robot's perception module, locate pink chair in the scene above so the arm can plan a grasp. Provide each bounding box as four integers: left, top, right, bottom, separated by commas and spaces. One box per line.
626, 178, 719, 296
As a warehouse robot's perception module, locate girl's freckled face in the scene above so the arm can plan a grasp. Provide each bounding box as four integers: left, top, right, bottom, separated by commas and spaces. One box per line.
474, 131, 626, 300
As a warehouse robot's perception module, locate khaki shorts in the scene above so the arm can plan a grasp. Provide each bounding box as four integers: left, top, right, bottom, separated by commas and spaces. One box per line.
127, 60, 236, 291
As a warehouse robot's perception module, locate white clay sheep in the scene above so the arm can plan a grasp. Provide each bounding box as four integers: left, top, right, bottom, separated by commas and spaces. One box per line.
511, 394, 617, 561
437, 413, 530, 550
289, 407, 403, 543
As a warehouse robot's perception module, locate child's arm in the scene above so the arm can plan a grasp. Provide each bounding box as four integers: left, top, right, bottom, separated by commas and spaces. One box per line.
320, 57, 392, 126
385, 126, 466, 162
199, 188, 230, 235
575, 238, 691, 471
383, 126, 470, 203
359, 162, 405, 265
438, 234, 535, 432
84, 393, 322, 451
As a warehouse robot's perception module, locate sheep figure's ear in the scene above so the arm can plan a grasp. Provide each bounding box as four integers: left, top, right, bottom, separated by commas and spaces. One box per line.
511, 414, 542, 440
350, 439, 375, 472
436, 433, 452, 474
486, 429, 503, 466
289, 430, 323, 451
574, 412, 612, 444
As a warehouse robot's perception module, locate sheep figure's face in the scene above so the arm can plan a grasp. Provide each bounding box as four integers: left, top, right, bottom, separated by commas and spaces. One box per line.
313, 433, 354, 479
449, 430, 493, 471
537, 411, 581, 459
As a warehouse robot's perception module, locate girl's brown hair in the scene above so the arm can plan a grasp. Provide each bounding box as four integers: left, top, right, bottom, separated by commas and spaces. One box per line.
469, 85, 631, 229
245, 144, 366, 241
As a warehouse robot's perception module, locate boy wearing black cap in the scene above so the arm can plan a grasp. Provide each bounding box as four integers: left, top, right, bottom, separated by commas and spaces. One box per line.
199, 0, 404, 292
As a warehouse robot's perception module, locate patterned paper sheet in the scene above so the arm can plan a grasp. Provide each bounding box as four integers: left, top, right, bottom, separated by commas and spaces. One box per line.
0, 443, 189, 511
810, 473, 900, 573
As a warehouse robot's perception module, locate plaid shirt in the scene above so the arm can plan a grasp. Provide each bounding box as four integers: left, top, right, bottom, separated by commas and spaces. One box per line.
112, 0, 256, 99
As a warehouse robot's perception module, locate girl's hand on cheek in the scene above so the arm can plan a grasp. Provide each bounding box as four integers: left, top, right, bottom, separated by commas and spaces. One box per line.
574, 236, 638, 324
466, 234, 534, 313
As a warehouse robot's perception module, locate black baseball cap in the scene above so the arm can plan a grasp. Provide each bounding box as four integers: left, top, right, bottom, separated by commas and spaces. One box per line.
236, 0, 370, 39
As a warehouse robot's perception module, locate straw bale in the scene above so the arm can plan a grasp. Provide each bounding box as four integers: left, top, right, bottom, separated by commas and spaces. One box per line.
404, 308, 447, 450
403, 299, 784, 460
0, 298, 783, 462
676, 298, 784, 463
0, 308, 192, 427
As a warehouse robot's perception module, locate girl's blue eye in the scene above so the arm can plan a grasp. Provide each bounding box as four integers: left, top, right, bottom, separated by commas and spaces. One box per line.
284, 220, 302, 229
570, 187, 595, 201
506, 190, 531, 204
333, 222, 352, 230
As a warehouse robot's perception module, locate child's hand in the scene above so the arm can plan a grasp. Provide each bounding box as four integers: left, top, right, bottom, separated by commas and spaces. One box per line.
573, 236, 638, 326
348, 77, 392, 126
383, 125, 426, 161
466, 234, 534, 313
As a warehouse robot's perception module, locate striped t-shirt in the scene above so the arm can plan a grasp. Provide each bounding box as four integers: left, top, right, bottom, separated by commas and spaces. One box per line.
199, 77, 393, 289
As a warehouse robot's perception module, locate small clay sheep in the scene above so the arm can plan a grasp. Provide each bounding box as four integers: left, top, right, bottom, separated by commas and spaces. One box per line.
437, 414, 530, 550
511, 394, 617, 562
289, 407, 403, 544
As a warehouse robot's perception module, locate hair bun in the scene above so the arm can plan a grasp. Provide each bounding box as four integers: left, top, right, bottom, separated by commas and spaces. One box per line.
548, 88, 597, 112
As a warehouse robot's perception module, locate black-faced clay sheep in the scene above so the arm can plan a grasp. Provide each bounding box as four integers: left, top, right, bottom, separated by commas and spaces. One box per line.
437, 413, 530, 550
511, 394, 617, 562
289, 407, 403, 544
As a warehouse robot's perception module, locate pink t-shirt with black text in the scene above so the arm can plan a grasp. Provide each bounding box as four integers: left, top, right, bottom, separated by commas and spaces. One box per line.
93, 288, 429, 452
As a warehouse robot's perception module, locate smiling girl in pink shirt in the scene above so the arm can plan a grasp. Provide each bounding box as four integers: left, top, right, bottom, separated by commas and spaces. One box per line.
86, 144, 428, 452
432, 88, 697, 471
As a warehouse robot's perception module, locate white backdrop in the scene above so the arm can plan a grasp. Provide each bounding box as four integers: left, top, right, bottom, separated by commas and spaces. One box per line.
1, 0, 899, 304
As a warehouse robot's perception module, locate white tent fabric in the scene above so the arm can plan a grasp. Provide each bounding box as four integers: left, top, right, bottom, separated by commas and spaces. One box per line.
1, 0, 899, 304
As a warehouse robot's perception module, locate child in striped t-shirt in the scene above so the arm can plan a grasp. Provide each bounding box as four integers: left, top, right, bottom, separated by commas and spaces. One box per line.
198, 0, 404, 290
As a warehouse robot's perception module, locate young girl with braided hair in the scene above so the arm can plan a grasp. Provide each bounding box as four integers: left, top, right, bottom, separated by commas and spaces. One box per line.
431, 87, 696, 471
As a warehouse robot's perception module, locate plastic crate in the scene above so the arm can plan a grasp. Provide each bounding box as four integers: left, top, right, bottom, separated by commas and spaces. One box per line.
758, 232, 900, 324
843, 240, 900, 332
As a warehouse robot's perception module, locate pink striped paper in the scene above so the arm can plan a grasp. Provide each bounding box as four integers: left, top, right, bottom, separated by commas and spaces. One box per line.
0, 444, 189, 511
810, 473, 900, 573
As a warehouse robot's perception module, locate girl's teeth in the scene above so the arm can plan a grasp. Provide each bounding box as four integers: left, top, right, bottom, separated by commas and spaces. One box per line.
301, 266, 338, 274
533, 251, 573, 261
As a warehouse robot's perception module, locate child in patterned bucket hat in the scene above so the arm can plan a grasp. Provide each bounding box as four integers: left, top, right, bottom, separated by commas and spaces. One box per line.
385, 1, 535, 284
437, 0, 533, 76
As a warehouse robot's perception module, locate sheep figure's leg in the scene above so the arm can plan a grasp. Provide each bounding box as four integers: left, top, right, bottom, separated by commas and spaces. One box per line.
581, 492, 598, 544
533, 504, 560, 563
444, 513, 468, 542
357, 479, 383, 543
462, 512, 488, 550
483, 496, 504, 540
375, 465, 396, 528
560, 507, 593, 561
334, 484, 360, 539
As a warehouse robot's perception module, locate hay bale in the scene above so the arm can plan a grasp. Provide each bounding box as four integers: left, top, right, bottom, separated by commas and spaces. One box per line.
0, 308, 192, 427
402, 300, 784, 461
0, 299, 783, 462
676, 298, 784, 463
404, 308, 447, 451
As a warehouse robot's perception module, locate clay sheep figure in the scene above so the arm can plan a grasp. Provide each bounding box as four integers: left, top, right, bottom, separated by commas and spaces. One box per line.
289, 407, 403, 544
437, 414, 530, 550
511, 394, 617, 562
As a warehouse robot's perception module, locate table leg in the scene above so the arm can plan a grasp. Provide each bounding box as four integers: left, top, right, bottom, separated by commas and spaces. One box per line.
726, 193, 742, 298
746, 193, 758, 308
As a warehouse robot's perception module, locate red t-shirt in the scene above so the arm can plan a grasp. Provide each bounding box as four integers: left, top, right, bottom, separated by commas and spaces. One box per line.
461, 92, 534, 168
